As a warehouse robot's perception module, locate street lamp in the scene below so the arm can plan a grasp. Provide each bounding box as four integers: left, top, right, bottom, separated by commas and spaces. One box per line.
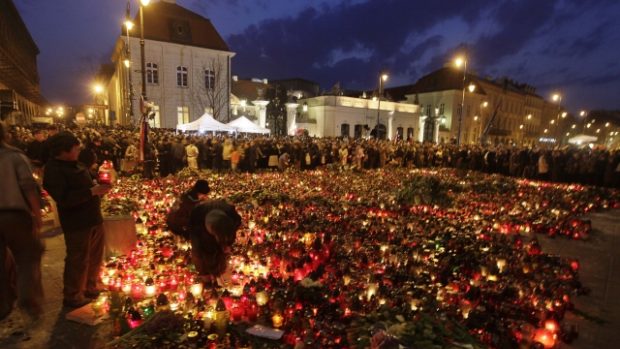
138, 0, 150, 168
375, 72, 388, 138
123, 7, 135, 126
454, 55, 471, 146
551, 93, 563, 144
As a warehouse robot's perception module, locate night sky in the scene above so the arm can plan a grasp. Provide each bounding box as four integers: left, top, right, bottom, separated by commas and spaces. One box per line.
14, 0, 620, 112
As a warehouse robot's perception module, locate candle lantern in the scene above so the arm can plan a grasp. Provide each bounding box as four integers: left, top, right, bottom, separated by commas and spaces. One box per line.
144, 277, 156, 298
533, 328, 556, 348
190, 282, 204, 298
256, 291, 269, 306
213, 298, 230, 336
98, 160, 114, 184
203, 306, 215, 329
496, 258, 507, 273
230, 302, 244, 322
271, 312, 284, 328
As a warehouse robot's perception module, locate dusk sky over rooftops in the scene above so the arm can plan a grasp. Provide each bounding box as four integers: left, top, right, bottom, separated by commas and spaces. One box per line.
14, 0, 620, 112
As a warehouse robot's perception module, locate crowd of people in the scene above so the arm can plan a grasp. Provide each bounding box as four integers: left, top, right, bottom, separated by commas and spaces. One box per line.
7, 124, 620, 187
1, 120, 619, 334
0, 122, 243, 330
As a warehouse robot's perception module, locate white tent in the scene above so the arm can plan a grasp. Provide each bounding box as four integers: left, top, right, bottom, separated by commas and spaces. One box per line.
227, 116, 271, 134
568, 134, 598, 145
176, 113, 235, 132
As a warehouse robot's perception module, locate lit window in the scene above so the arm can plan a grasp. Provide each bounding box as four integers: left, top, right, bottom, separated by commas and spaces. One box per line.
177, 106, 189, 124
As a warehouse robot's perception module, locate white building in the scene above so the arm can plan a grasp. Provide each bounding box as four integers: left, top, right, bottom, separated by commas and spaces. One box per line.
286, 95, 420, 140
107, 0, 234, 128
230, 76, 270, 128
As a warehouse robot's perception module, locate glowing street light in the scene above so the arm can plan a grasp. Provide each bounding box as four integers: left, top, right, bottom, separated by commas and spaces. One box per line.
482, 101, 488, 108
124, 19, 134, 31
375, 72, 388, 138
527, 114, 532, 120
93, 83, 104, 94
454, 55, 471, 145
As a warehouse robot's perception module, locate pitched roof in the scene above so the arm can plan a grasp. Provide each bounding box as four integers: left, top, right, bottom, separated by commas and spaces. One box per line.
129, 1, 230, 52
386, 67, 487, 100
232, 79, 270, 101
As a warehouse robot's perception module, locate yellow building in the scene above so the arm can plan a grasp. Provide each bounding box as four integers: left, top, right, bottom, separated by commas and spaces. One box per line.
388, 67, 561, 145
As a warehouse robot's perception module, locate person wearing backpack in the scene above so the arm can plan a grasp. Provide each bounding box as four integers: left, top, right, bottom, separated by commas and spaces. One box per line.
166, 179, 211, 239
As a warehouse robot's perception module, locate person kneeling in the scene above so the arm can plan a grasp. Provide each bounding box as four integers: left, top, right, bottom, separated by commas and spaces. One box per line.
189, 201, 241, 285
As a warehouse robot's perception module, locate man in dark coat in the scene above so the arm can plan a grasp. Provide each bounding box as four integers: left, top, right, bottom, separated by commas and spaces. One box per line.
43, 131, 111, 308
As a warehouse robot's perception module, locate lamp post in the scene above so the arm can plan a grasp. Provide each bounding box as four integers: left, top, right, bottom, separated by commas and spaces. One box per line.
124, 7, 135, 125
551, 93, 564, 145
137, 0, 150, 172
454, 56, 473, 146
579, 110, 587, 134
376, 72, 388, 139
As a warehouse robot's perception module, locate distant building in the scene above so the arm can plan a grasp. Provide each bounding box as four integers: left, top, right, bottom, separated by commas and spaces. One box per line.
230, 76, 270, 127
0, 0, 45, 125
286, 95, 419, 140
106, 0, 234, 128
388, 67, 561, 145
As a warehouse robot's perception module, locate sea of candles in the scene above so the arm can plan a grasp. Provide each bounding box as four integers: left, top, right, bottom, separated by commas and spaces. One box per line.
99, 168, 617, 348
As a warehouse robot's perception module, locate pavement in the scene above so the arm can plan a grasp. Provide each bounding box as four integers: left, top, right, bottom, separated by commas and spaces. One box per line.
0, 210, 618, 349
538, 209, 620, 348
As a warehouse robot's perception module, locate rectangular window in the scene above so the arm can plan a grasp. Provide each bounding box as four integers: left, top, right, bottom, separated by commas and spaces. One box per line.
439, 103, 445, 115
177, 106, 189, 124
426, 104, 431, 116
205, 69, 215, 90
176, 66, 188, 87
146, 63, 159, 84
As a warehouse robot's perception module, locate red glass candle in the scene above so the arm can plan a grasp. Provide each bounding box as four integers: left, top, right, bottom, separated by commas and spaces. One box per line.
230, 303, 243, 322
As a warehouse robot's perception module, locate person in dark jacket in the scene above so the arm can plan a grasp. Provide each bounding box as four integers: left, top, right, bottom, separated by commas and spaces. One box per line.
189, 200, 241, 282
166, 179, 211, 239
43, 131, 111, 308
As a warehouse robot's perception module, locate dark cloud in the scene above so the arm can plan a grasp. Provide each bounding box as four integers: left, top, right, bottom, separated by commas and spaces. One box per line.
12, 0, 620, 110
229, 0, 489, 89
474, 0, 558, 67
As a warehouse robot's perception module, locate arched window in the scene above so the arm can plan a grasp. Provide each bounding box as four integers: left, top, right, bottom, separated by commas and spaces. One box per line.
146, 63, 159, 84
176, 66, 188, 87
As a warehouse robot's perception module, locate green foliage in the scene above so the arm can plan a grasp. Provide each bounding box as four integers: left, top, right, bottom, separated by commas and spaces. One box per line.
396, 175, 454, 207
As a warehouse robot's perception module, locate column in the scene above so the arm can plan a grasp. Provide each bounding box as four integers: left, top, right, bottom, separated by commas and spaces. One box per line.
418, 116, 426, 142
252, 100, 269, 128
285, 102, 299, 136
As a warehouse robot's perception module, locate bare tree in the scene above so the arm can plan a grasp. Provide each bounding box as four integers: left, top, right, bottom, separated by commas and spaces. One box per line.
192, 57, 229, 122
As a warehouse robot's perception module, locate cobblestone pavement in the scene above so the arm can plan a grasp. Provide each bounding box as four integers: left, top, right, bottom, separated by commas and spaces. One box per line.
539, 209, 620, 348
1, 210, 618, 349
